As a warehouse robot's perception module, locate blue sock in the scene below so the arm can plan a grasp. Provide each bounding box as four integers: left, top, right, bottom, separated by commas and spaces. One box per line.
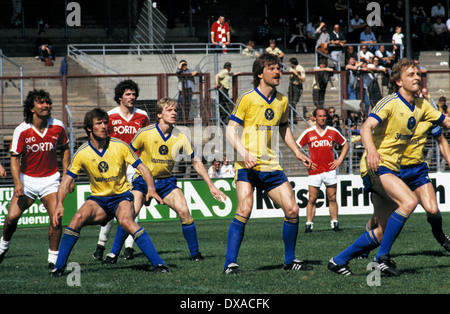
133, 228, 165, 267
334, 229, 380, 265
283, 216, 299, 265
181, 220, 199, 256
376, 210, 409, 260
224, 214, 248, 269
54, 227, 79, 270
110, 224, 129, 256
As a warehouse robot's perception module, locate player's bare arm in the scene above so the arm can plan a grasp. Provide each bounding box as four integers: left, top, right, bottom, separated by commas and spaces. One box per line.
191, 155, 227, 202
60, 144, 74, 193
226, 119, 256, 169
10, 154, 23, 197
279, 124, 315, 170
135, 162, 164, 205
330, 142, 350, 169
53, 174, 74, 226
361, 116, 383, 171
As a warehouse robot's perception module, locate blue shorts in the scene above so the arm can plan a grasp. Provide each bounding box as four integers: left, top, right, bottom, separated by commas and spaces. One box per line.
362, 166, 400, 192
132, 175, 179, 200
87, 191, 134, 221
400, 162, 430, 191
236, 169, 288, 192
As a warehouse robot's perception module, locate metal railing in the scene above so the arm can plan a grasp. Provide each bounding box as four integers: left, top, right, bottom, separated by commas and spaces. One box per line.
0, 50, 24, 105
67, 43, 248, 56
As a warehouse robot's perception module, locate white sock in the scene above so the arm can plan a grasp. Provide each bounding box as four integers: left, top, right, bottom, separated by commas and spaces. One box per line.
48, 249, 58, 264
0, 237, 10, 253
305, 222, 314, 229
98, 220, 114, 246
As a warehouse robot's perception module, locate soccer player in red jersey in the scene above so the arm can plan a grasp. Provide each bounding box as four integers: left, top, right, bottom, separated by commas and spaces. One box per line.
93, 80, 150, 261
0, 89, 72, 267
297, 108, 349, 232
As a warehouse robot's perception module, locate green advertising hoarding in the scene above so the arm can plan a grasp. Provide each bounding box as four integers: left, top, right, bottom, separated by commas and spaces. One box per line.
0, 178, 238, 229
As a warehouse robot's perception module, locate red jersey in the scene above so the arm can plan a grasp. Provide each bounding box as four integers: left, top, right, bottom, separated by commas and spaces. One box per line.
297, 126, 347, 175
10, 118, 69, 177
210, 20, 229, 44
107, 107, 149, 144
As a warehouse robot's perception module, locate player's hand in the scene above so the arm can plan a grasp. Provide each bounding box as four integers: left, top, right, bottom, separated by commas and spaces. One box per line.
13, 182, 24, 197
244, 153, 257, 169
146, 188, 164, 205
68, 181, 75, 194
366, 150, 383, 171
210, 186, 227, 202
53, 205, 64, 227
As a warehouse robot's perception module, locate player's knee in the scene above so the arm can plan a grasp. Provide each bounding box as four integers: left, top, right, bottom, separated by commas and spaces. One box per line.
284, 204, 299, 217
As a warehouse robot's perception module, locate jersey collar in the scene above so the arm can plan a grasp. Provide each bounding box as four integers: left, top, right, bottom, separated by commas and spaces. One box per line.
88, 136, 110, 157
156, 123, 172, 142
396, 91, 415, 112
254, 88, 277, 104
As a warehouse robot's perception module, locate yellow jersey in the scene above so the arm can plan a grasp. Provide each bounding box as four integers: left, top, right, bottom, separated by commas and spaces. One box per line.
230, 88, 289, 172
360, 92, 444, 176
401, 121, 441, 166
68, 137, 141, 196
130, 123, 194, 179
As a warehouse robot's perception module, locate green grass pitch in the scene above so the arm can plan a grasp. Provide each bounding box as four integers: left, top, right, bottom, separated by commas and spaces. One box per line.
1, 212, 449, 295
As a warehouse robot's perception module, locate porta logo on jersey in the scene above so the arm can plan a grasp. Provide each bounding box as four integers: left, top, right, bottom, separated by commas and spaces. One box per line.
310, 139, 333, 148
26, 141, 56, 153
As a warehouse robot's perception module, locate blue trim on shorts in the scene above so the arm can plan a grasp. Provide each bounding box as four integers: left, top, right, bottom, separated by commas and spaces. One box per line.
87, 191, 134, 221
236, 169, 288, 192
362, 166, 400, 192
400, 162, 430, 191
132, 175, 179, 199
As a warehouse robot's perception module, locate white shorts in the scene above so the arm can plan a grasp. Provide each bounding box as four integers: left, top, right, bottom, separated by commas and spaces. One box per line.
20, 172, 60, 200
308, 170, 337, 187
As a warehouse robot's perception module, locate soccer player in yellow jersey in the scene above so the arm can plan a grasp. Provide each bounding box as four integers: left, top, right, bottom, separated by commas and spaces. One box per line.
103, 97, 227, 263
50, 108, 168, 276
223, 53, 314, 274
328, 58, 450, 276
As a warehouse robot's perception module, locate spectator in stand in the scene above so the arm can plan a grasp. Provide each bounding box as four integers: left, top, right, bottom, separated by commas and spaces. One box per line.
288, 57, 306, 122
329, 24, 346, 76
256, 17, 272, 46
437, 96, 450, 116
306, 20, 320, 52
297, 108, 349, 233
431, 2, 446, 22
333, 0, 348, 25
358, 45, 374, 63
220, 156, 235, 178
345, 56, 361, 100
208, 160, 222, 178
215, 62, 242, 121
349, 14, 366, 43
344, 45, 358, 64
422, 17, 436, 49
210, 15, 230, 53
176, 60, 198, 120
392, 26, 405, 59
35, 30, 53, 62
433, 17, 448, 50
265, 39, 285, 61
289, 19, 308, 53
312, 59, 334, 108
241, 40, 260, 58
375, 45, 394, 68
10, 0, 23, 26
392, 0, 405, 28
345, 111, 361, 136
315, 22, 330, 56
326, 106, 342, 134
360, 26, 377, 52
